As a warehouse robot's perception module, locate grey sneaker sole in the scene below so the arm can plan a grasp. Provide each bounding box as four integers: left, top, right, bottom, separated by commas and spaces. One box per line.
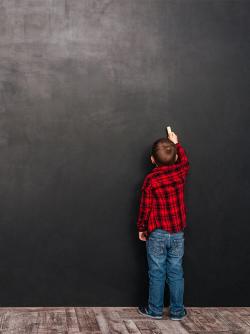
137, 308, 163, 320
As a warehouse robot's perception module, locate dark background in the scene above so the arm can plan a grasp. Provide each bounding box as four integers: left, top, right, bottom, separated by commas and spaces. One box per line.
0, 0, 249, 306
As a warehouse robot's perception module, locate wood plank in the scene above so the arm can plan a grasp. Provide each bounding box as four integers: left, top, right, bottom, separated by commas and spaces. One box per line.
94, 307, 111, 334
232, 307, 250, 327
117, 307, 170, 321
74, 307, 101, 333
215, 309, 250, 333
0, 307, 66, 312
190, 332, 235, 334
178, 310, 205, 332
36, 309, 67, 334
117, 307, 151, 320
186, 308, 230, 332
157, 319, 190, 334
65, 307, 81, 334
123, 319, 142, 334
101, 307, 131, 334
0, 310, 39, 334
134, 320, 162, 334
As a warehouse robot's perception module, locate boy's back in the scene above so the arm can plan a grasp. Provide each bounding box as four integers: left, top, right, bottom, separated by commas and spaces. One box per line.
137, 142, 190, 235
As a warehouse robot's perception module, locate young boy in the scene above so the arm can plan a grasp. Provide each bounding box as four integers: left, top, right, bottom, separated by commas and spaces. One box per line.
137, 131, 190, 320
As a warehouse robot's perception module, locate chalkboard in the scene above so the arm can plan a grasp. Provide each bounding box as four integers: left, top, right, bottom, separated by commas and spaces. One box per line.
0, 0, 249, 306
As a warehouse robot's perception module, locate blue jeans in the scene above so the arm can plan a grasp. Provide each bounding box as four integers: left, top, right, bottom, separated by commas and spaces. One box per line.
146, 228, 185, 316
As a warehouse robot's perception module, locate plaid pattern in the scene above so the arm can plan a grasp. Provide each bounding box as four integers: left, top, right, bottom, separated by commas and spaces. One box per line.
137, 143, 190, 234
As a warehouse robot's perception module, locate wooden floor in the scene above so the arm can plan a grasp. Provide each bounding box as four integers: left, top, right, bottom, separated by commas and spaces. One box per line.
0, 307, 249, 334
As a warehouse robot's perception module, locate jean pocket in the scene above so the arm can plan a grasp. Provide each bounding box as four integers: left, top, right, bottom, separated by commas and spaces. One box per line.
170, 238, 184, 257
147, 238, 165, 256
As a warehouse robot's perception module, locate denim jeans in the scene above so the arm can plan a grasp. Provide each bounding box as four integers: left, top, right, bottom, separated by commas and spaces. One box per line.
146, 228, 185, 316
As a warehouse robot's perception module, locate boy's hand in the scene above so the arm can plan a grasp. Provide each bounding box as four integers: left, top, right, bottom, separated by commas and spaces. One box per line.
139, 231, 148, 241
168, 131, 178, 144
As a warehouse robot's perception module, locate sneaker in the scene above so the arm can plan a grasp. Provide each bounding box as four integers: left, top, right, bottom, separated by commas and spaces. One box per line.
137, 306, 163, 320
170, 308, 187, 321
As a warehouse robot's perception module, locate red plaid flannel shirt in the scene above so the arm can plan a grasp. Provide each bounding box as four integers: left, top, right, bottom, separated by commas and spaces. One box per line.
137, 143, 190, 234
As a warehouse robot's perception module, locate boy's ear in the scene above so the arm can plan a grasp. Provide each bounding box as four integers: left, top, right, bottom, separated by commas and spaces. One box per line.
151, 155, 156, 165
175, 154, 178, 161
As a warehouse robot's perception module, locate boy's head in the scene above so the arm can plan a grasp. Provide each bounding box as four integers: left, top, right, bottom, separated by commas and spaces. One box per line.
151, 138, 177, 166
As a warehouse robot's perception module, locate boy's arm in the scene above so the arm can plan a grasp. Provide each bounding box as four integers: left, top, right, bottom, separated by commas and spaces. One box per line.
176, 142, 189, 166
168, 131, 190, 178
137, 179, 152, 232
176, 143, 190, 177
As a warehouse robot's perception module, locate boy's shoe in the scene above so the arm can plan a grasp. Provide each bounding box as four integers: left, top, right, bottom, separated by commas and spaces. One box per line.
170, 308, 187, 321
137, 306, 163, 320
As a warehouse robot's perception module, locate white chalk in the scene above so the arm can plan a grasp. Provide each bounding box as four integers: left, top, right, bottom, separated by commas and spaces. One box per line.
166, 126, 172, 135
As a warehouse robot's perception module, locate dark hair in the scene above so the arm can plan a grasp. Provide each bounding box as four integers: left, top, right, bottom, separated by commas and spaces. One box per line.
151, 138, 177, 166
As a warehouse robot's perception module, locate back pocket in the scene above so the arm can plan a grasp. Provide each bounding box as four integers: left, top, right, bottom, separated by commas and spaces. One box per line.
170, 238, 184, 257
147, 237, 165, 256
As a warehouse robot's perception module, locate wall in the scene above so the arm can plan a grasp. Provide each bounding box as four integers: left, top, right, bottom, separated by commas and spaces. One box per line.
0, 0, 249, 306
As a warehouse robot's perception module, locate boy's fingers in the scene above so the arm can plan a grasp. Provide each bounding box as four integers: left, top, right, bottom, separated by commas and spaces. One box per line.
139, 232, 147, 241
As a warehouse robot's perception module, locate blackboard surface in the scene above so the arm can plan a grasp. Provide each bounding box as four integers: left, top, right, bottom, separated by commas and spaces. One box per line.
0, 0, 249, 306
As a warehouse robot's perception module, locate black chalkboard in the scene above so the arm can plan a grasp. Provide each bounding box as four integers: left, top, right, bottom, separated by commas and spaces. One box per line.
0, 0, 249, 306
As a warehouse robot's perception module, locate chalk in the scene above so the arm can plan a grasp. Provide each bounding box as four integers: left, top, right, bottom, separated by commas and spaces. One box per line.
166, 126, 172, 135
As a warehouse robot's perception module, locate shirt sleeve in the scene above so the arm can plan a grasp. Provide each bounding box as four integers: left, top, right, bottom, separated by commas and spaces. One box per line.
137, 178, 152, 232
175, 143, 190, 178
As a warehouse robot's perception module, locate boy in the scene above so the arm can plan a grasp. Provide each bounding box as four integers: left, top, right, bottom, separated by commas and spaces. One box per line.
137, 130, 190, 320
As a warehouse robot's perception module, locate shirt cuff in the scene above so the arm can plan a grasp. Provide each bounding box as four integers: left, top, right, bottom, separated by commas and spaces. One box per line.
137, 225, 147, 232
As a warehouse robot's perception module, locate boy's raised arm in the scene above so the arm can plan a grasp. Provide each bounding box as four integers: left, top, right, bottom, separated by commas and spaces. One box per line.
176, 143, 189, 164
168, 131, 190, 177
